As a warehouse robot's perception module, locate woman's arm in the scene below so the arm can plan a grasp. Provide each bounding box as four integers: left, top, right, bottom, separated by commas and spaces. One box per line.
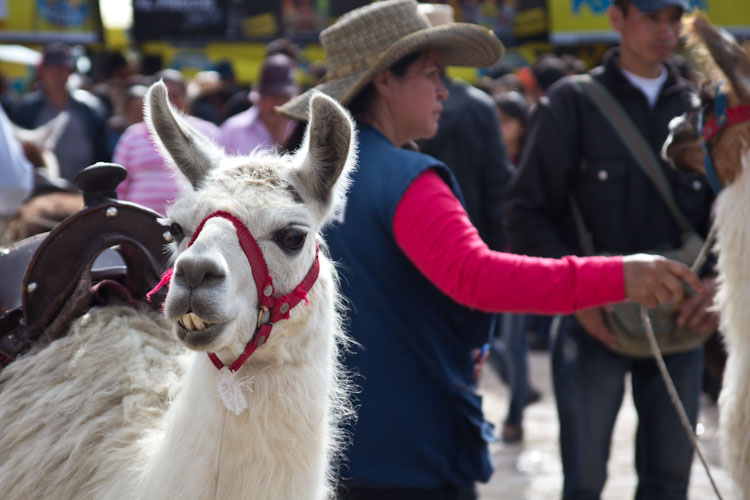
393, 169, 625, 314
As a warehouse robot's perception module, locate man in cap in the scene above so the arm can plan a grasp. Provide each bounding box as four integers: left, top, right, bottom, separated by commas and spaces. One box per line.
219, 53, 298, 154
12, 42, 110, 182
503, 0, 717, 497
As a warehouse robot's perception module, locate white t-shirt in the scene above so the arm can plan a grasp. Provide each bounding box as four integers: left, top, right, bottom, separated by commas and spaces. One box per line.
621, 66, 668, 108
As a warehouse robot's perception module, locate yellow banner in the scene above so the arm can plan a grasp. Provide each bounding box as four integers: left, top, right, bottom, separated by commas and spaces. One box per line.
549, 0, 750, 44
0, 0, 100, 44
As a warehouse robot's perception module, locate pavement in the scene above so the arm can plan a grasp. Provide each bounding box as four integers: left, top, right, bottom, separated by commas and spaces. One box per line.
476, 350, 739, 500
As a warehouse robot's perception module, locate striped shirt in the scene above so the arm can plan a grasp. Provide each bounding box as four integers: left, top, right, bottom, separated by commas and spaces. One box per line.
114, 118, 220, 215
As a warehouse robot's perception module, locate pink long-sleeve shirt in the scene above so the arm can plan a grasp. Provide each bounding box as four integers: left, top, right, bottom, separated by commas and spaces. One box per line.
393, 169, 625, 314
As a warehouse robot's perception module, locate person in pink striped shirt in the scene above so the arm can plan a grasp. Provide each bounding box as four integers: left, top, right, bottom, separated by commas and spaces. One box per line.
219, 54, 298, 155
114, 70, 220, 215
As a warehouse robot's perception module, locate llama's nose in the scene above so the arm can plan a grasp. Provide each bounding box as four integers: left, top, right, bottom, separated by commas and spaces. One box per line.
174, 255, 227, 289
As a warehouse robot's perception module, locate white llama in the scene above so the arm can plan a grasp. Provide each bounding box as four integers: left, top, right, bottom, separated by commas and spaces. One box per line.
0, 81, 357, 500
663, 14, 750, 497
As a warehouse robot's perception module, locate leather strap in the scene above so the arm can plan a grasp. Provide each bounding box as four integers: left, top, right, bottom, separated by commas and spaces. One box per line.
573, 74, 696, 235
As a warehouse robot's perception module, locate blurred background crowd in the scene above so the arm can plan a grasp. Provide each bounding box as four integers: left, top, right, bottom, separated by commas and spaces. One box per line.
0, 0, 742, 438
0, 0, 748, 498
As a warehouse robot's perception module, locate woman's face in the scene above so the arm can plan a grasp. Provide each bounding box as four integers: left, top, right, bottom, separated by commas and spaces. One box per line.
498, 110, 524, 157
385, 50, 448, 143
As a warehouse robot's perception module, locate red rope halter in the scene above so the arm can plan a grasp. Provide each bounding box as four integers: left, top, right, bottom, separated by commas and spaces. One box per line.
148, 210, 320, 373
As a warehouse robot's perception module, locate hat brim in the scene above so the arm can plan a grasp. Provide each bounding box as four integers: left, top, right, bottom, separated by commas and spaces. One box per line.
278, 23, 504, 121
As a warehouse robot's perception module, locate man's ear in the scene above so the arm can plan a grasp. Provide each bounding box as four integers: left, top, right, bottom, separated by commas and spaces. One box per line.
608, 4, 624, 33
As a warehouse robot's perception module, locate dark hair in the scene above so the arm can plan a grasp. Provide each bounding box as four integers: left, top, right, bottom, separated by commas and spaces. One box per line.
389, 51, 423, 77
613, 0, 631, 14
348, 51, 424, 117
533, 55, 569, 92
494, 91, 529, 128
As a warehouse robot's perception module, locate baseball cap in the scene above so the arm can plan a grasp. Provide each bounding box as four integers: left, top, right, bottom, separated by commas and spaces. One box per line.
41, 42, 75, 69
629, 0, 690, 13
252, 54, 298, 101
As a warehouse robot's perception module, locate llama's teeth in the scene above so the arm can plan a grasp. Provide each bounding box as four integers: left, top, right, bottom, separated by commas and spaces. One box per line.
193, 316, 205, 330
182, 313, 195, 330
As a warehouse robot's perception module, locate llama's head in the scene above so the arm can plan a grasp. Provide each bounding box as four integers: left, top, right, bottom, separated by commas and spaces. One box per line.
663, 14, 750, 188
144, 81, 356, 366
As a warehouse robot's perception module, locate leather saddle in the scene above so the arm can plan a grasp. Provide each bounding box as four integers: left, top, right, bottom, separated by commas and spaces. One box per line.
0, 163, 171, 369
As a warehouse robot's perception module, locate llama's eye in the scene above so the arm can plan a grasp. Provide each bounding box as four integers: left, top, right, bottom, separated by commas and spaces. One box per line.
170, 222, 185, 244
275, 228, 307, 252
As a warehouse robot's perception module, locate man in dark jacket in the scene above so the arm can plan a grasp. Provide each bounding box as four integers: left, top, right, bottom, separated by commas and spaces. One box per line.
12, 43, 110, 182
503, 0, 717, 498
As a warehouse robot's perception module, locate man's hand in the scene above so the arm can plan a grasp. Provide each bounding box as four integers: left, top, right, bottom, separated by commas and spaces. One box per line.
677, 276, 719, 334
622, 254, 702, 308
574, 306, 618, 350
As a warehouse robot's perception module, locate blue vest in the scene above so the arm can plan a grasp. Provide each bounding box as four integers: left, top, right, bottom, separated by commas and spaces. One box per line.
327, 124, 496, 489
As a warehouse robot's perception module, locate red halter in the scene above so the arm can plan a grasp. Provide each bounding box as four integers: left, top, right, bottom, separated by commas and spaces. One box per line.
148, 210, 320, 373
701, 104, 750, 141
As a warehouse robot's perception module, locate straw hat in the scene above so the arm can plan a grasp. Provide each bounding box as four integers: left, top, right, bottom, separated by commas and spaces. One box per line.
278, 0, 504, 121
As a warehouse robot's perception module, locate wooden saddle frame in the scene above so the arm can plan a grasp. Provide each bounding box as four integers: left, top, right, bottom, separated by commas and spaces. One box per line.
0, 163, 171, 369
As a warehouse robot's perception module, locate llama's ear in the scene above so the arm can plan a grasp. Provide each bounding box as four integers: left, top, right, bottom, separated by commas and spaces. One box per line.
663, 109, 706, 175
295, 93, 357, 218
690, 14, 750, 102
144, 81, 224, 188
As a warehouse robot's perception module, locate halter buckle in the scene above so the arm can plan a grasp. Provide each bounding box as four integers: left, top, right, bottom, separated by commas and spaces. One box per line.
257, 305, 270, 329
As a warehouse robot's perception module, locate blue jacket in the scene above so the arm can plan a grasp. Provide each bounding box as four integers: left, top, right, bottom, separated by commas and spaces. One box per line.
327, 124, 495, 490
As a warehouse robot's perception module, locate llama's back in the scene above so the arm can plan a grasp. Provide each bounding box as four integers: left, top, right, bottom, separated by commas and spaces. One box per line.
0, 304, 188, 500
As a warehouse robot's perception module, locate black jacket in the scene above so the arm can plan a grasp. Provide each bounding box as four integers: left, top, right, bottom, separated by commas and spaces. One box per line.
503, 49, 712, 259
420, 77, 515, 251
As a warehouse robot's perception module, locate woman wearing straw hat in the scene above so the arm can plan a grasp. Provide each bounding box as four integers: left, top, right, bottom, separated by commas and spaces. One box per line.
279, 1, 700, 498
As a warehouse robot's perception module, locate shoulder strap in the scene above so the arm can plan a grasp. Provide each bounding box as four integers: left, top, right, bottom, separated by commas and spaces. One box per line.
572, 74, 694, 235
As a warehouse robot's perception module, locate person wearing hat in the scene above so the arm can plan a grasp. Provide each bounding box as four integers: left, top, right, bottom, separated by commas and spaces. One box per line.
504, 0, 717, 498
12, 42, 110, 182
279, 1, 702, 498
219, 53, 299, 154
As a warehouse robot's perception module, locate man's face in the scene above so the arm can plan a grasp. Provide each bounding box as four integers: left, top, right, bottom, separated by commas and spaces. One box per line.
610, 4, 683, 66
39, 64, 72, 92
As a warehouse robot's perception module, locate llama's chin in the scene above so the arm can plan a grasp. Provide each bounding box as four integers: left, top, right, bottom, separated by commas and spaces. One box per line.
175, 319, 227, 350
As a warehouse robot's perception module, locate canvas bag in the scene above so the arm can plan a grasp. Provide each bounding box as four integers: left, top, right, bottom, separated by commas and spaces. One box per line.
571, 75, 712, 357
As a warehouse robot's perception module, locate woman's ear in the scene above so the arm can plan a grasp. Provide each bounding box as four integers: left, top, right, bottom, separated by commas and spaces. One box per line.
372, 70, 395, 99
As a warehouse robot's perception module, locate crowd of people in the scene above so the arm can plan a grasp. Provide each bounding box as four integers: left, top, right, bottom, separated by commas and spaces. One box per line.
0, 0, 721, 498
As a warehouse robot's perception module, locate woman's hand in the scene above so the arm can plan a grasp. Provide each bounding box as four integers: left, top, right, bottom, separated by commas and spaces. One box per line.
622, 254, 702, 308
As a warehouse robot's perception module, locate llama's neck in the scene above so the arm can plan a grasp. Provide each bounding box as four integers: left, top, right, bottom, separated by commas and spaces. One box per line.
712, 158, 750, 354
137, 283, 340, 500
